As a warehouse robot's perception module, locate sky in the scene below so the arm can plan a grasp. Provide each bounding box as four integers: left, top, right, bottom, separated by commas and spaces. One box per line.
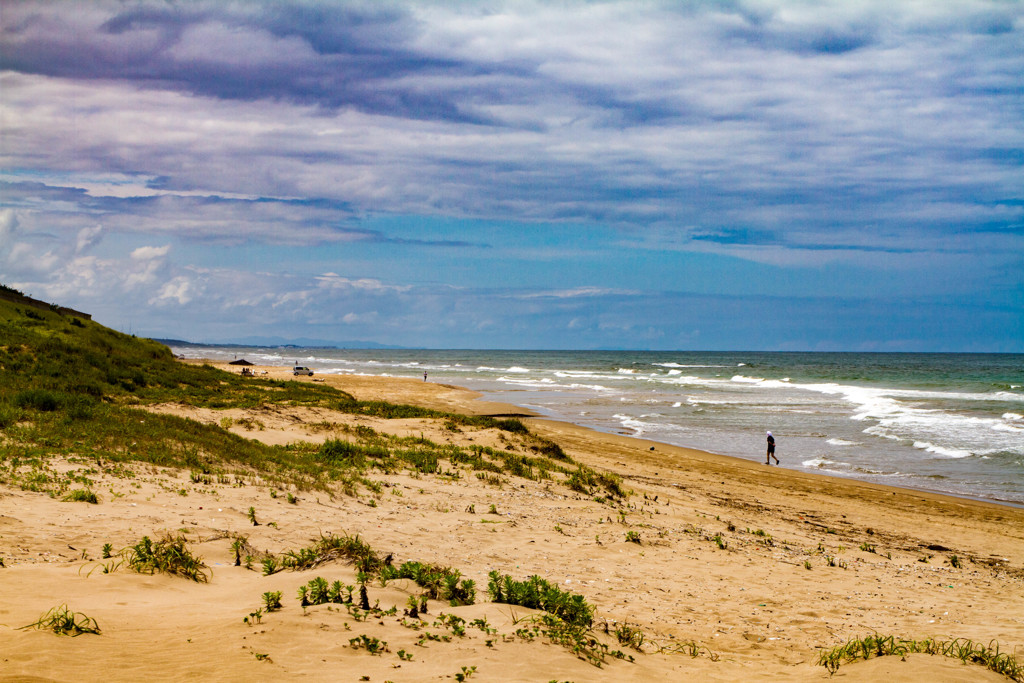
1, 1, 1022, 351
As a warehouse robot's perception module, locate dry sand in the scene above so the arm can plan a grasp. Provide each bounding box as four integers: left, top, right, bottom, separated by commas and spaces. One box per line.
1, 361, 1022, 682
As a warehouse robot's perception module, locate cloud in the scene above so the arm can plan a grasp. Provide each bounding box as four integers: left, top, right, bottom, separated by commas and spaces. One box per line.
75, 225, 103, 254
131, 244, 170, 261
150, 276, 195, 306
1, 1, 1021, 350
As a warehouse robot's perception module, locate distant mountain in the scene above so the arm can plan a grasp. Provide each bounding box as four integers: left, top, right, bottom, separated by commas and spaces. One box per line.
153, 336, 406, 350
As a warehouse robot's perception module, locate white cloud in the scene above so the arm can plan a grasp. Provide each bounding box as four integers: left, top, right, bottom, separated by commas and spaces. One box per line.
131, 245, 171, 261
75, 225, 103, 254
150, 276, 195, 306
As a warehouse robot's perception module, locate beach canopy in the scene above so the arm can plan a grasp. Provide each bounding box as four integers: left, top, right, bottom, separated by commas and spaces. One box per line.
228, 359, 254, 366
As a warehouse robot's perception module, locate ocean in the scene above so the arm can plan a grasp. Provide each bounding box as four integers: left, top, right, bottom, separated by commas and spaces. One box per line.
171, 347, 1024, 506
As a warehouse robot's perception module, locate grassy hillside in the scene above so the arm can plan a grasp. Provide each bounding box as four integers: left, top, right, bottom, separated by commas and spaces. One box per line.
0, 292, 596, 498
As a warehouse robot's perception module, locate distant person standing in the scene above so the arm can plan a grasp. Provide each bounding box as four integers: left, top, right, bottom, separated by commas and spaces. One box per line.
423, 371, 428, 382
766, 431, 779, 465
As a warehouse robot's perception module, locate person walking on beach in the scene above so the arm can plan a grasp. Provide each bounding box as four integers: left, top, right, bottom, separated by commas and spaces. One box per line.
423, 371, 428, 382
766, 431, 779, 465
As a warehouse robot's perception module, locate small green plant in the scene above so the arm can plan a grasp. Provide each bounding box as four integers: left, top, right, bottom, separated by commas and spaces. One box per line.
263, 591, 283, 611
713, 534, 727, 550
859, 542, 876, 554
20, 605, 101, 636
488, 503, 498, 515
455, 665, 478, 682
349, 634, 388, 654
804, 560, 812, 570
950, 554, 962, 569
121, 533, 209, 582
625, 530, 641, 544
62, 489, 99, 504
397, 648, 413, 661
248, 506, 258, 525
608, 621, 646, 651
101, 543, 113, 559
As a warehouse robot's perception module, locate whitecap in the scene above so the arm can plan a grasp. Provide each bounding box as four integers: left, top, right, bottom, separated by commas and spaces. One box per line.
826, 438, 859, 446
912, 441, 973, 459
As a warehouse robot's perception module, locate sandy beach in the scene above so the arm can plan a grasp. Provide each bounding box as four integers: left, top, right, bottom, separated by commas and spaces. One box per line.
2, 361, 1022, 682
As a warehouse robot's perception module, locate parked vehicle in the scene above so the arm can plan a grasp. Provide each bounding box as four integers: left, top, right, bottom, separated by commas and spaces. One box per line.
293, 366, 313, 376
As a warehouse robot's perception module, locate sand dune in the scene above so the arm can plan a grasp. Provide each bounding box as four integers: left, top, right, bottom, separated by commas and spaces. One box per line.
1, 362, 1022, 681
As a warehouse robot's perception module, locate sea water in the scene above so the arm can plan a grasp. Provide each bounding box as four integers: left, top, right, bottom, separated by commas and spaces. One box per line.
171, 348, 1024, 506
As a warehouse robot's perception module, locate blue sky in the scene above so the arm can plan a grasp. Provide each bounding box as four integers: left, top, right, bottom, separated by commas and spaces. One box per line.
1, 1, 1022, 350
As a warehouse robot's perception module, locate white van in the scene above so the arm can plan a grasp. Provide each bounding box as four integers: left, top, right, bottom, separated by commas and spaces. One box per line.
293, 366, 313, 376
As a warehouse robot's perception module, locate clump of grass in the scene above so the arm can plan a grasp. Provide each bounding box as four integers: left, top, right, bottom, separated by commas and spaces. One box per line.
488, 571, 593, 629
121, 533, 209, 582
62, 488, 98, 504
20, 605, 101, 636
818, 635, 1024, 681
380, 560, 476, 605
276, 532, 383, 574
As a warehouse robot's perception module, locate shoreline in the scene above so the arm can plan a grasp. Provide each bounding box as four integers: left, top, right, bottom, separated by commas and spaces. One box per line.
200, 358, 1024, 567
205, 358, 1024, 513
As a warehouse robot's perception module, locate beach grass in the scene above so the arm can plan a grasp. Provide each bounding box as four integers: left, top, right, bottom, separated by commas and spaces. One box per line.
20, 605, 101, 637
120, 533, 209, 582
818, 634, 1024, 681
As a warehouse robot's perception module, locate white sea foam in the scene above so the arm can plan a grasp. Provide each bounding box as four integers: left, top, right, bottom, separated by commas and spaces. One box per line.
613, 413, 650, 434
653, 362, 730, 369
1004, 413, 1023, 421
826, 438, 859, 446
913, 441, 973, 459
803, 456, 842, 468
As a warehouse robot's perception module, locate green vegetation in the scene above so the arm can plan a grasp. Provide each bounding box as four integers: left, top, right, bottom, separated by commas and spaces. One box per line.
0, 294, 622, 501
120, 533, 209, 582
487, 571, 593, 629
262, 591, 283, 611
19, 605, 101, 636
62, 488, 98, 503
380, 560, 476, 606
818, 635, 1023, 681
